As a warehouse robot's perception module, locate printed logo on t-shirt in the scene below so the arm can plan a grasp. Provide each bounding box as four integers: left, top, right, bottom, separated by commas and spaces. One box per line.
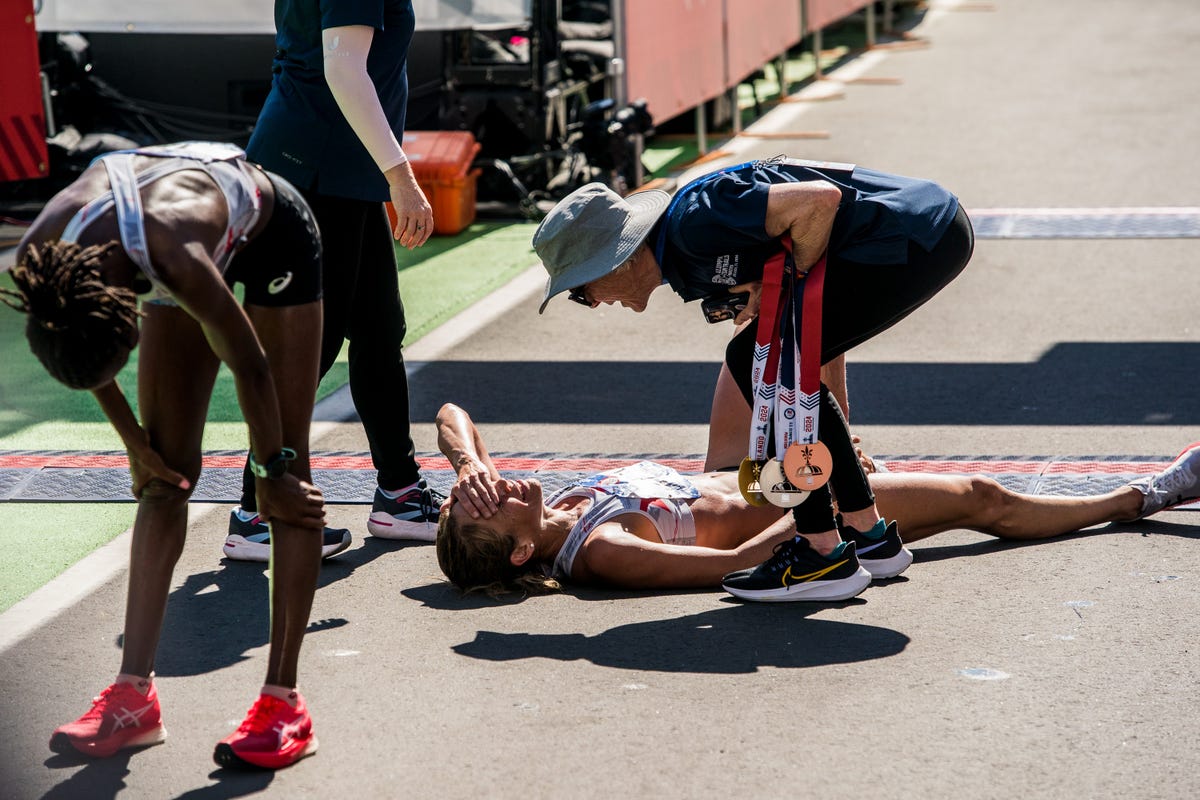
711, 254, 738, 286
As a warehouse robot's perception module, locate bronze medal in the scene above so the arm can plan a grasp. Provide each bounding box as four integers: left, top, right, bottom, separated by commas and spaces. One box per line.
738, 458, 771, 507
783, 441, 833, 491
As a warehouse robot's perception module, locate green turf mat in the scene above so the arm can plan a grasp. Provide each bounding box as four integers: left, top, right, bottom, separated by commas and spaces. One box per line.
0, 220, 538, 611
395, 220, 537, 343
0, 504, 135, 614
0, 221, 536, 451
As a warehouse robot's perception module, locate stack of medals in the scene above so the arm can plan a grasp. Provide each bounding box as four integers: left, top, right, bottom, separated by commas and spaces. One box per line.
738, 240, 833, 508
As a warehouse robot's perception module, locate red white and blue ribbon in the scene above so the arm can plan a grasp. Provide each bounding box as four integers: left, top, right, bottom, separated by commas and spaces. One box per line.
748, 239, 826, 461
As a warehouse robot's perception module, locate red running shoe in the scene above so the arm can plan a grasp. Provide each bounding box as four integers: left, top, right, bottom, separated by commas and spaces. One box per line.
213, 691, 318, 770
49, 681, 167, 758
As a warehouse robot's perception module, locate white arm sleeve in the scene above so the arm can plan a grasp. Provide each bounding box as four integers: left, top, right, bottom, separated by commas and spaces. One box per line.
321, 25, 408, 175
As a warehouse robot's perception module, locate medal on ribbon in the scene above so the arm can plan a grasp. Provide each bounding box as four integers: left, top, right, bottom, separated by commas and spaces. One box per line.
738, 458, 771, 507
743, 238, 831, 508
758, 458, 809, 508
783, 441, 833, 490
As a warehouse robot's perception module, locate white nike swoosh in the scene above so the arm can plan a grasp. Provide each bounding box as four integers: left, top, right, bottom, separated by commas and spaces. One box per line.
856, 539, 889, 556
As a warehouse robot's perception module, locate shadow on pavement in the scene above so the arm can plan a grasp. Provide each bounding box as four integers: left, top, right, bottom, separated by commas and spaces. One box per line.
450, 604, 908, 674
853, 342, 1200, 425
41, 751, 136, 800
909, 519, 1200, 565
140, 538, 409, 677
410, 360, 721, 424
38, 750, 274, 800
401, 581, 531, 610
171, 769, 274, 800
408, 343, 1199, 426
401, 581, 720, 610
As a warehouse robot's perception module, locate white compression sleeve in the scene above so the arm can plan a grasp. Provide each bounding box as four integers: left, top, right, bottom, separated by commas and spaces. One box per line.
321, 25, 408, 174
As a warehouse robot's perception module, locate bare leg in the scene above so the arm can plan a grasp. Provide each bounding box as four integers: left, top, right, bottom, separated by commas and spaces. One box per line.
820, 355, 849, 419
871, 472, 1144, 543
246, 301, 323, 689
705, 363, 750, 472
705, 362, 859, 555
120, 305, 220, 677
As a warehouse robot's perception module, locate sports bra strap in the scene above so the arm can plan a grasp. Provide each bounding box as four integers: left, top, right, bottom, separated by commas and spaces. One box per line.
60, 157, 185, 278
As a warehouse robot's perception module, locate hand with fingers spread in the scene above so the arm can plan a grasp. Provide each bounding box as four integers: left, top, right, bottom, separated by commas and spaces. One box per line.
386, 161, 434, 249
450, 454, 503, 519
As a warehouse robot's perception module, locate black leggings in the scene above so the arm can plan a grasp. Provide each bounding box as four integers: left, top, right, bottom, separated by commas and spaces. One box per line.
240, 191, 420, 509
725, 205, 974, 532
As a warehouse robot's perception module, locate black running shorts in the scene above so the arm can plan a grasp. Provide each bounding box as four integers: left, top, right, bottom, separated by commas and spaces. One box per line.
227, 171, 323, 307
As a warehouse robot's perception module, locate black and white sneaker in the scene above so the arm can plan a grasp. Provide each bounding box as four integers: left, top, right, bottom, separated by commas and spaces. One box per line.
722, 537, 872, 602
1130, 443, 1200, 519
223, 509, 352, 562
841, 519, 912, 579
366, 479, 446, 542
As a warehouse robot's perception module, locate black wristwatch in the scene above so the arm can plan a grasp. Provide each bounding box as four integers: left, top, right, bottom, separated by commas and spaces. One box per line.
249, 447, 296, 479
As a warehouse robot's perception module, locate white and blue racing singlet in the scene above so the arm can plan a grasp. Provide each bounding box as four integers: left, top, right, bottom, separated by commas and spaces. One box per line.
549, 462, 700, 581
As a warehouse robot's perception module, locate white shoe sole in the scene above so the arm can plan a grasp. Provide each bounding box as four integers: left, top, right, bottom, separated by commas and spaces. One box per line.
51, 723, 168, 756
223, 532, 353, 562
366, 513, 437, 542
861, 547, 914, 579
723, 566, 873, 602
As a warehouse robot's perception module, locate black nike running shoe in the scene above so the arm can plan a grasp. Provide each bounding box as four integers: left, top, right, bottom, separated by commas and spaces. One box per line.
840, 519, 913, 579
722, 537, 872, 602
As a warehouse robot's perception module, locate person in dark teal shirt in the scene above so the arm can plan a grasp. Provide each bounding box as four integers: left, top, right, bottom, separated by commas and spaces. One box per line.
250, 0, 415, 201
232, 0, 445, 564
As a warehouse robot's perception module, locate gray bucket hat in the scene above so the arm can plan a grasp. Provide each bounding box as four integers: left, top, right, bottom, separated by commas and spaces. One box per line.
534, 182, 671, 313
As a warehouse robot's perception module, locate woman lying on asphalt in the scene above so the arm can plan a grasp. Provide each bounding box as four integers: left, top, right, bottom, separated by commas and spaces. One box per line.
433, 403, 1200, 598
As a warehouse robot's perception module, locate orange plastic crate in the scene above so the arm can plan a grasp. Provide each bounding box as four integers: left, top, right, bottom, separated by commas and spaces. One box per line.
386, 131, 481, 235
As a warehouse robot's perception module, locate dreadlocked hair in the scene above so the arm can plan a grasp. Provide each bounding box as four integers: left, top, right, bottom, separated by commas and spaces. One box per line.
435, 505, 562, 598
0, 240, 142, 389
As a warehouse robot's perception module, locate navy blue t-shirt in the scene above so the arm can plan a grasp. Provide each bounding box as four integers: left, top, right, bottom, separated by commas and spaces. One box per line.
247, 0, 414, 202
655, 158, 960, 301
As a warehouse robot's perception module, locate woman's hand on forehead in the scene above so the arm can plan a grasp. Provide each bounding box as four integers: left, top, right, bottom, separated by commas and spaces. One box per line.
450, 464, 504, 519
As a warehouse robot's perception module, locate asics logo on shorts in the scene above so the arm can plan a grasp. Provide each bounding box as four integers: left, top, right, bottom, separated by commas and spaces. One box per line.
267, 272, 294, 295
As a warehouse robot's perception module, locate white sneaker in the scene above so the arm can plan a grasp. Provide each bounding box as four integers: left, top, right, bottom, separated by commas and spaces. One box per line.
366, 480, 445, 541
223, 508, 352, 561
1129, 443, 1200, 519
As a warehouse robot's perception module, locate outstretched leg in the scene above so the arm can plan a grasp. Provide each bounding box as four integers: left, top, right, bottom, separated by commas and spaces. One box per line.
870, 472, 1143, 543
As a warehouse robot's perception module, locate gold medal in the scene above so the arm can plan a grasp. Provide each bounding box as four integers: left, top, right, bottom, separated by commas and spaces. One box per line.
783, 441, 833, 491
759, 458, 809, 508
738, 458, 771, 507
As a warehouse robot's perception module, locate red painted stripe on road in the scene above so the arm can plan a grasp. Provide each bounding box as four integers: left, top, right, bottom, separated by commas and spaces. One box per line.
0, 452, 1168, 475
